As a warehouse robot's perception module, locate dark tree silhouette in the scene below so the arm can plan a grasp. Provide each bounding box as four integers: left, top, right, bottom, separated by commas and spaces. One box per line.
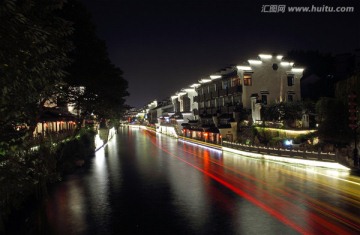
61, 0, 129, 122
0, 0, 73, 152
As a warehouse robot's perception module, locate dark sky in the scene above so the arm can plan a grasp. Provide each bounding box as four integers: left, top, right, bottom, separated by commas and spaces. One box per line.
80, 0, 360, 108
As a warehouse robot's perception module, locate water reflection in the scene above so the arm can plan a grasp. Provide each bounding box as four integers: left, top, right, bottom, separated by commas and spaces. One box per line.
14, 128, 360, 234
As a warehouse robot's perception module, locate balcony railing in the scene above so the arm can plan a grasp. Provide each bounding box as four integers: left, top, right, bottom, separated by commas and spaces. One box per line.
219, 89, 228, 97
204, 93, 212, 100
212, 90, 219, 98
228, 85, 242, 94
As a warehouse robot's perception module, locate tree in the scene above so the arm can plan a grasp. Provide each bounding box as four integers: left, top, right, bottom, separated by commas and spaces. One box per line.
316, 97, 352, 145
261, 101, 303, 128
287, 50, 336, 100
60, 0, 129, 123
0, 0, 73, 152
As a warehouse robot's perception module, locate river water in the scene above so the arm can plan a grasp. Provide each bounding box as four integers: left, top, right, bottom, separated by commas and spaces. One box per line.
6, 127, 360, 234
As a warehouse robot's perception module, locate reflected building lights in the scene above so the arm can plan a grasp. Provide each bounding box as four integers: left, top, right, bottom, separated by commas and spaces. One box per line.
223, 147, 350, 170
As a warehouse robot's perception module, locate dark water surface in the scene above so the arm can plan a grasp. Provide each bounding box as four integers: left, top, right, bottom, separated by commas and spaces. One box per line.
7, 127, 360, 234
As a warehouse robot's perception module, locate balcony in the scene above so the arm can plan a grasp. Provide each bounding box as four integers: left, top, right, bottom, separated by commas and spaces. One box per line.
212, 90, 219, 98
204, 93, 212, 100
198, 95, 205, 102
219, 89, 228, 97
228, 85, 242, 94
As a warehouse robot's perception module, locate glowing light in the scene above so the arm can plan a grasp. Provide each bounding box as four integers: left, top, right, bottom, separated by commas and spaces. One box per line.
178, 137, 222, 151
236, 66, 252, 71
108, 127, 116, 141
248, 60, 262, 65
280, 61, 292, 66
256, 127, 316, 135
210, 75, 221, 80
199, 78, 212, 83
177, 92, 187, 96
95, 133, 104, 150
284, 139, 293, 146
223, 147, 350, 170
182, 88, 195, 92
190, 83, 201, 88
292, 68, 304, 73
171, 95, 178, 99
276, 55, 283, 60
259, 54, 272, 59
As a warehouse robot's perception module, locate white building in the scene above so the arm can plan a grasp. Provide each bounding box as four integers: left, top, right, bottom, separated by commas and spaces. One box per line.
237, 54, 303, 110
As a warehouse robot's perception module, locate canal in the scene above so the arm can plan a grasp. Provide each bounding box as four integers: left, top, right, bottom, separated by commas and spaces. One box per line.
8, 127, 360, 234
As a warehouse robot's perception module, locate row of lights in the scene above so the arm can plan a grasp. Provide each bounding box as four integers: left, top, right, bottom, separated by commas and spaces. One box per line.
172, 53, 304, 99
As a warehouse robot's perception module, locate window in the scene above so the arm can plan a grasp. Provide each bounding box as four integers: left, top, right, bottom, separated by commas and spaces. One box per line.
288, 94, 293, 102
287, 75, 294, 86
222, 80, 229, 89
231, 77, 241, 87
183, 96, 191, 112
210, 99, 215, 107
261, 95, 267, 105
213, 84, 217, 92
233, 95, 241, 104
243, 74, 252, 86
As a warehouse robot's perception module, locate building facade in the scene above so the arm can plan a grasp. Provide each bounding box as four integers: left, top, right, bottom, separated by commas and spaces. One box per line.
195, 53, 304, 123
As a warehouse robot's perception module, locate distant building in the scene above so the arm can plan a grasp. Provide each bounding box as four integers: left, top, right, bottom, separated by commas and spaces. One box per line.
140, 53, 304, 141
195, 53, 304, 124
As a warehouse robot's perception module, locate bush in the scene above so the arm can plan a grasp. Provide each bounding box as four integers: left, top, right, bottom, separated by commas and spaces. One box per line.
0, 129, 96, 232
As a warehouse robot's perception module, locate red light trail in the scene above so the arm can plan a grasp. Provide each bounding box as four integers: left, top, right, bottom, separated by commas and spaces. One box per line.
144, 131, 360, 234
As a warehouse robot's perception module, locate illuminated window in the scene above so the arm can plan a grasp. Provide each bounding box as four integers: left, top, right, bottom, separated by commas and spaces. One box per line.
231, 77, 241, 87
243, 74, 252, 86
287, 75, 294, 86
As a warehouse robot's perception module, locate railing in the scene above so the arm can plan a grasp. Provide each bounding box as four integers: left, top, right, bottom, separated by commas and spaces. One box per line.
219, 89, 227, 97
228, 85, 242, 94
212, 91, 219, 98
29, 130, 76, 147
204, 93, 212, 100
222, 141, 337, 162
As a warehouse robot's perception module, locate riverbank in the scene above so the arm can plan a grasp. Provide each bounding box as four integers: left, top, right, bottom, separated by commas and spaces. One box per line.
0, 128, 98, 233
137, 124, 352, 171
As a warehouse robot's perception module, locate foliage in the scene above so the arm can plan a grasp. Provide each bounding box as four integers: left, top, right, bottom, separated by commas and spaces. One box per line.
261, 101, 304, 127
0, 129, 95, 232
0, 0, 73, 151
316, 97, 352, 144
335, 72, 360, 105
287, 50, 336, 100
60, 0, 129, 121
56, 129, 95, 173
287, 50, 335, 78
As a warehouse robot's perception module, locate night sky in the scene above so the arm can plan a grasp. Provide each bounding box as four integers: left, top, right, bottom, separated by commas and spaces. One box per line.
80, 0, 360, 108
